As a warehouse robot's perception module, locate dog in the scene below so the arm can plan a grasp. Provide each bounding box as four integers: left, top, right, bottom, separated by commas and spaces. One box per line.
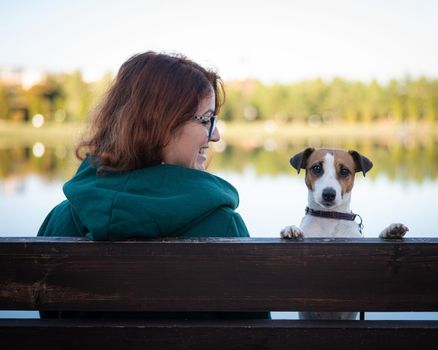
280, 147, 409, 320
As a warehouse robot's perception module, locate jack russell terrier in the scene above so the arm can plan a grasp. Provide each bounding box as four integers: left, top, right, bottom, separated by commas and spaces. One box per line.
280, 147, 409, 320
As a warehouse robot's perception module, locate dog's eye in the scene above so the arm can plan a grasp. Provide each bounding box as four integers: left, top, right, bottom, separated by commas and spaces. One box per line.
339, 167, 351, 177
311, 164, 322, 175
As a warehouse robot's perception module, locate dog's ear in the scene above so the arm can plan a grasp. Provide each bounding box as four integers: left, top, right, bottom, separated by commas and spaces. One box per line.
349, 150, 373, 176
290, 148, 315, 174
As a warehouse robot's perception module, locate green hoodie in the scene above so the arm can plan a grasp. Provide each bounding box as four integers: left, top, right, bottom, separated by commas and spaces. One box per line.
37, 159, 270, 319
38, 158, 249, 240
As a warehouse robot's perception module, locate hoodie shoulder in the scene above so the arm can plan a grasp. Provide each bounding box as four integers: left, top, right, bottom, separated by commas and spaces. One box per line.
178, 206, 249, 238
38, 200, 84, 237
58, 160, 247, 240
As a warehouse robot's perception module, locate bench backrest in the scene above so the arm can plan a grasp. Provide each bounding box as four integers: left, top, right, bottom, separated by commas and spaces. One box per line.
1, 237, 438, 312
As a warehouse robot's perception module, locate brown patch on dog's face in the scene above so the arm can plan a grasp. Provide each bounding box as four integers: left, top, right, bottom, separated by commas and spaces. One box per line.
332, 150, 357, 196
304, 149, 328, 191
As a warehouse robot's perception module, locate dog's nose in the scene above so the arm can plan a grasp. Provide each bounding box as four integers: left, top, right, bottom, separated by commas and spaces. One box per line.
322, 188, 336, 202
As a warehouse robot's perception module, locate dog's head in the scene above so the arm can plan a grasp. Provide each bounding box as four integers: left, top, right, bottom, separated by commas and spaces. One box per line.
290, 148, 373, 209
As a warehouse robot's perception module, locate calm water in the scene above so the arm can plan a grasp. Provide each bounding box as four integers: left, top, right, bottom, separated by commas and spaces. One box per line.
1, 133, 438, 319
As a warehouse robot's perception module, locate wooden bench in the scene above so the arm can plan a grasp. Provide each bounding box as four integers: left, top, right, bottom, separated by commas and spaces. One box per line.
1, 237, 438, 349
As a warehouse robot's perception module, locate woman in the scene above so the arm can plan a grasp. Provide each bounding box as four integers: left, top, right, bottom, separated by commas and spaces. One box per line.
38, 51, 249, 240
38, 52, 269, 319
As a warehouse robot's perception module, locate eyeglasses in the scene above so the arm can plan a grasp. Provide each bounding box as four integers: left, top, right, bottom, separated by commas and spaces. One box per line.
193, 114, 217, 140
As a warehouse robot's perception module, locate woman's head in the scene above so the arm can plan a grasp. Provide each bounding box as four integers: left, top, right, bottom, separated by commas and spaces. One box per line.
77, 51, 224, 172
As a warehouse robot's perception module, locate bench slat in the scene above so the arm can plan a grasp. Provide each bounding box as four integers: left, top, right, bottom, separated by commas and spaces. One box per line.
1, 237, 438, 312
1, 319, 437, 350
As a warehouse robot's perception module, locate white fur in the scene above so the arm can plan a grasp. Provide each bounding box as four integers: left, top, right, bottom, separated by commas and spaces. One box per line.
299, 211, 361, 238
313, 154, 344, 210
281, 153, 362, 240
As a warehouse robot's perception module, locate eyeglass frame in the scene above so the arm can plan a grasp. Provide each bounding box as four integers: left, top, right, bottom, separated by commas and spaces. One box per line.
193, 114, 217, 140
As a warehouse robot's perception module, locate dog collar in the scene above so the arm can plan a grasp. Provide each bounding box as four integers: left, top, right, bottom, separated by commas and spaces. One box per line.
305, 207, 364, 234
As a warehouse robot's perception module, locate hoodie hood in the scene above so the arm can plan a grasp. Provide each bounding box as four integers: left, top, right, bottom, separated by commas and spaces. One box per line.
63, 158, 240, 240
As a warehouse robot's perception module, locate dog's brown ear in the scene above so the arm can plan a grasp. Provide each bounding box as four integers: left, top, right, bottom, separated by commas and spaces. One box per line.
290, 148, 315, 174
349, 150, 373, 176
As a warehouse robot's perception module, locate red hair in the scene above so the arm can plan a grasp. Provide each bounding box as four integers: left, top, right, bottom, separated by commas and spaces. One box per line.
76, 51, 224, 173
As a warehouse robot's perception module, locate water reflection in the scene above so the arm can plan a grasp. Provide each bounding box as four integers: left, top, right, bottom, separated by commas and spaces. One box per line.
1, 134, 438, 187
211, 136, 438, 183
0, 142, 77, 186
1, 133, 437, 239
32, 142, 45, 157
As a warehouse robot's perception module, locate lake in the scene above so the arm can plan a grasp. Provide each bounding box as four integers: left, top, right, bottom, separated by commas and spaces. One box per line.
1, 126, 437, 319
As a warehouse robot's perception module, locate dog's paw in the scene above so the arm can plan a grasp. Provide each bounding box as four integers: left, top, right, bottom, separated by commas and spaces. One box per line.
280, 225, 304, 240
379, 223, 409, 239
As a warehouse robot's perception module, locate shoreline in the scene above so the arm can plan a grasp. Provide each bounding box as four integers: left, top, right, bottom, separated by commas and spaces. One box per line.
1, 120, 437, 146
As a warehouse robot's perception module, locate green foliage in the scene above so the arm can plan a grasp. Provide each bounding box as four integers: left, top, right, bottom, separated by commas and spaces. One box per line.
0, 73, 437, 123
223, 77, 438, 123
0, 85, 10, 119
0, 71, 113, 123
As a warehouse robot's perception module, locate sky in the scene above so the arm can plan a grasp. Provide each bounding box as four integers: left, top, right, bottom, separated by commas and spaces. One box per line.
1, 0, 438, 83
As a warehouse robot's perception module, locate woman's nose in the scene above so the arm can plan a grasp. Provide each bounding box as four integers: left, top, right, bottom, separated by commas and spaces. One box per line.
209, 126, 220, 142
